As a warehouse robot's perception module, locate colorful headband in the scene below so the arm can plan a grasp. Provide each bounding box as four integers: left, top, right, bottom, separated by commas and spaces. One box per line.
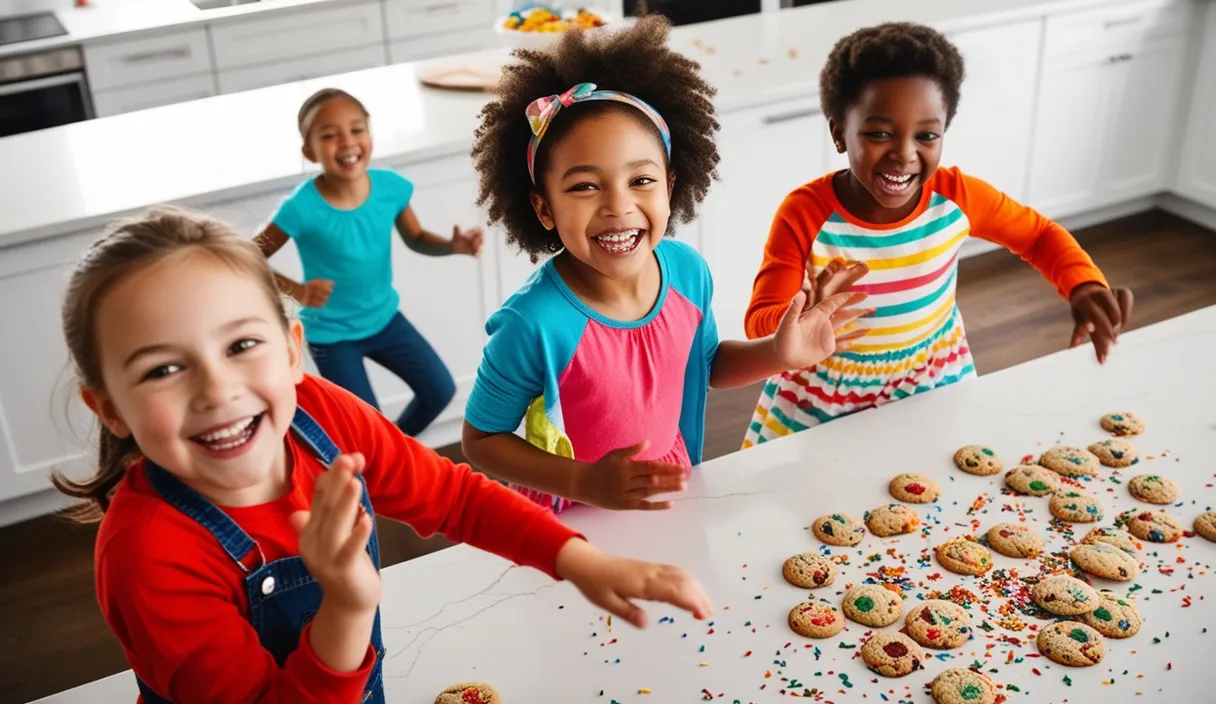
525, 82, 671, 184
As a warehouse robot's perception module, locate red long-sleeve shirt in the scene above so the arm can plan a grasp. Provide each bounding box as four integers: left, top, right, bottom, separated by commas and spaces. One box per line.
95, 374, 579, 703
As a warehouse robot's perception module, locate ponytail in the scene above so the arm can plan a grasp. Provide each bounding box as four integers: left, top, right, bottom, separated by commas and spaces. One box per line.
51, 425, 140, 523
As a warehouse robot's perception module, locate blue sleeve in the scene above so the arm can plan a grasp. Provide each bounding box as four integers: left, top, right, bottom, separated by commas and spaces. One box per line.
380, 170, 415, 215
270, 187, 308, 240
662, 240, 719, 365
465, 305, 547, 434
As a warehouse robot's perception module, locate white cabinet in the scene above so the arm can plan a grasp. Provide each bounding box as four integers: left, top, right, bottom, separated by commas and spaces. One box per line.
1176, 2, 1216, 210
388, 29, 498, 63
384, 0, 494, 40
210, 0, 385, 70
92, 74, 217, 117
698, 97, 828, 341
217, 45, 386, 94
84, 28, 213, 91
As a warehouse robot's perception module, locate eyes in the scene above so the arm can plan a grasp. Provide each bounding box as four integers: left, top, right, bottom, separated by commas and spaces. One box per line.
318, 126, 366, 141
139, 338, 263, 383
567, 175, 659, 193
863, 130, 941, 143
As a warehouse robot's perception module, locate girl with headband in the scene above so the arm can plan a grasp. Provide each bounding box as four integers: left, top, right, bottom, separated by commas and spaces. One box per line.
463, 17, 873, 513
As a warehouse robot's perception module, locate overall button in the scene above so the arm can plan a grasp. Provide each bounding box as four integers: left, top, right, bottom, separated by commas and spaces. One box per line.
261, 576, 275, 595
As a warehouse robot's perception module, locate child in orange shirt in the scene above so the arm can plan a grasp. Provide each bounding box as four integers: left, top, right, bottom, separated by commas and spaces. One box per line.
743, 22, 1133, 448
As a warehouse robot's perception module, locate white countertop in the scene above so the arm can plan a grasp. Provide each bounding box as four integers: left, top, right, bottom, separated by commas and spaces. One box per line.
35, 307, 1216, 703
0, 0, 1119, 249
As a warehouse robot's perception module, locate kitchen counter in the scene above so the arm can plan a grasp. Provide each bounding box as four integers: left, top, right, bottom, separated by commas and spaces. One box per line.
34, 306, 1216, 703
0, 0, 1127, 249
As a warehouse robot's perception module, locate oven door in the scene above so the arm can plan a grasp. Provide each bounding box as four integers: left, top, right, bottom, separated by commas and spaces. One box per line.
0, 72, 92, 138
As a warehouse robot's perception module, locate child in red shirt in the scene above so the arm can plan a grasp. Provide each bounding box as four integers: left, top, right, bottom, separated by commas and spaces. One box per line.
53, 206, 713, 703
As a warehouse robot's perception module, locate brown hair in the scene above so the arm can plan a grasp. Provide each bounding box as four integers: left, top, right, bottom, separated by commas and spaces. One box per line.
52, 205, 289, 523
471, 15, 720, 262
297, 88, 370, 139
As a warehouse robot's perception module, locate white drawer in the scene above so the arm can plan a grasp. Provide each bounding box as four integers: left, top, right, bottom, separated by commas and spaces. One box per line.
217, 44, 385, 94
91, 73, 216, 117
83, 28, 212, 91
1045, 0, 1190, 58
385, 0, 493, 40
388, 27, 497, 62
210, 0, 384, 70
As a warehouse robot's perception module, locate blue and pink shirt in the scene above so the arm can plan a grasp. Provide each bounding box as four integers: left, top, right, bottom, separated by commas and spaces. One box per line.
465, 239, 719, 512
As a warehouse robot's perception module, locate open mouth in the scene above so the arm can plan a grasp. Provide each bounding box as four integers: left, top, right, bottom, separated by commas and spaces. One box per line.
876, 171, 917, 196
190, 413, 264, 455
591, 228, 645, 256
336, 154, 361, 169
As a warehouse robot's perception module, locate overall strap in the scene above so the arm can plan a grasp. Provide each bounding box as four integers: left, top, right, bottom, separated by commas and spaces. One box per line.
289, 406, 341, 467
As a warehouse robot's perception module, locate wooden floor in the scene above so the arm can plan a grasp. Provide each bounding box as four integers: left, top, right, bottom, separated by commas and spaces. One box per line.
2, 209, 1214, 704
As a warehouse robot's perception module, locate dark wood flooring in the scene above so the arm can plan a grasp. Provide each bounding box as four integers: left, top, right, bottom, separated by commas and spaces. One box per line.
2, 209, 1214, 703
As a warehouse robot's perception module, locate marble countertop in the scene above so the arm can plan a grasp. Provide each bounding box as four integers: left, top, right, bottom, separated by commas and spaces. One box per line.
35, 306, 1216, 703
0, 0, 1122, 250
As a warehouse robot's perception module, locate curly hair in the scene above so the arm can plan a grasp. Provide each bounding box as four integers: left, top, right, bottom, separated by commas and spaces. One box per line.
818, 22, 965, 129
471, 15, 720, 261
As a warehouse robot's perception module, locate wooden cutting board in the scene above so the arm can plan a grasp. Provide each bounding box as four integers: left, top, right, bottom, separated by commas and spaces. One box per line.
418, 62, 503, 92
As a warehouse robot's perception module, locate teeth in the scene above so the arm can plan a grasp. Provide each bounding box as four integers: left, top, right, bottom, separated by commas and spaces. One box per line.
198, 417, 254, 442
594, 229, 640, 243
338, 156, 358, 166
882, 173, 914, 183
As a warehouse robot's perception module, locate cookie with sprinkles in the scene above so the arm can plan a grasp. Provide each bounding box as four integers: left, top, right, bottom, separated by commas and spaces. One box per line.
1088, 438, 1138, 468
782, 552, 838, 589
1070, 542, 1140, 581
1038, 446, 1100, 478
810, 512, 866, 546
1031, 575, 1100, 616
1036, 621, 1105, 666
931, 668, 997, 704
435, 683, 501, 704
986, 522, 1044, 558
865, 503, 921, 537
1081, 526, 1141, 553
934, 536, 993, 576
905, 600, 972, 649
953, 445, 1003, 475
1100, 410, 1144, 436
888, 472, 940, 503
1004, 464, 1058, 496
842, 583, 904, 627
1079, 591, 1143, 638
788, 600, 846, 638
1194, 510, 1216, 542
1049, 490, 1103, 523
1127, 510, 1184, 542
860, 631, 924, 677
1127, 474, 1179, 504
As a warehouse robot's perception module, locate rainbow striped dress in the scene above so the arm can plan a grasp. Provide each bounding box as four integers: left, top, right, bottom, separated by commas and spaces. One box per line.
741, 167, 1107, 448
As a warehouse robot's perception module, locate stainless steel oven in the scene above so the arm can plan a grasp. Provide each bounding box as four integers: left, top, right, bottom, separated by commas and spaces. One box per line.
0, 12, 91, 138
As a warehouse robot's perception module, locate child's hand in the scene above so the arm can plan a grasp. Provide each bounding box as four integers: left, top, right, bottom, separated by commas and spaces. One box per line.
805, 256, 869, 304
290, 453, 381, 615
1069, 283, 1134, 364
298, 279, 334, 308
576, 440, 687, 511
774, 290, 872, 369
554, 538, 713, 628
452, 225, 485, 257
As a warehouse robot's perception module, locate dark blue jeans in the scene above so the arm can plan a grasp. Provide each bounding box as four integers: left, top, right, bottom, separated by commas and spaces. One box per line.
308, 312, 455, 436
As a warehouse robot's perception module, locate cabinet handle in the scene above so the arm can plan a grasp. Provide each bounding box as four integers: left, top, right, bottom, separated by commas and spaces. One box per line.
1106, 52, 1134, 63
761, 107, 821, 125
424, 2, 461, 13
123, 47, 190, 63
1103, 16, 1142, 29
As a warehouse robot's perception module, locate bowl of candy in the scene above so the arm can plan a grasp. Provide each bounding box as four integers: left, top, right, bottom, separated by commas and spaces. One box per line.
495, 4, 612, 52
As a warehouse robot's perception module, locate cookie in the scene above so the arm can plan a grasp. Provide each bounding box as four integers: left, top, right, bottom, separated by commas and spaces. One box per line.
811, 513, 866, 546
1100, 411, 1144, 436
1079, 591, 1142, 638
782, 553, 838, 589
904, 600, 973, 649
865, 503, 921, 537
1127, 510, 1183, 543
1127, 474, 1179, 505
1039, 446, 1100, 478
1031, 575, 1100, 616
1004, 464, 1059, 496
1070, 542, 1140, 581
1195, 511, 1216, 542
860, 631, 924, 677
788, 601, 846, 638
842, 584, 904, 627
986, 522, 1044, 559
953, 445, 1003, 475
931, 668, 997, 704
935, 536, 993, 576
888, 472, 940, 503
1081, 526, 1141, 554
435, 683, 501, 704
1036, 621, 1105, 667
1049, 490, 1103, 523
1088, 438, 1138, 468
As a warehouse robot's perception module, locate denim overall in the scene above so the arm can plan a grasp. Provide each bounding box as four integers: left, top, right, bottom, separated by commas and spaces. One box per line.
136, 407, 386, 703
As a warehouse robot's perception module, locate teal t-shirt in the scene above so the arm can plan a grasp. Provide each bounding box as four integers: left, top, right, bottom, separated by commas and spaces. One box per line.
272, 169, 414, 344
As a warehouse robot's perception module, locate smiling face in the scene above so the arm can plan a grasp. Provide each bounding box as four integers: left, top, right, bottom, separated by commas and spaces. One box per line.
302, 96, 373, 182
831, 76, 947, 221
530, 108, 674, 282
83, 251, 304, 506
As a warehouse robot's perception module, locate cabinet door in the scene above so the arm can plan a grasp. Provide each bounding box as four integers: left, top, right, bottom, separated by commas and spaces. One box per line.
1177, 3, 1216, 209
699, 98, 828, 341
210, 0, 384, 70
384, 0, 494, 41
84, 28, 213, 91
1101, 38, 1187, 203
92, 74, 217, 117
1027, 52, 1111, 218
217, 45, 386, 95
388, 28, 497, 63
